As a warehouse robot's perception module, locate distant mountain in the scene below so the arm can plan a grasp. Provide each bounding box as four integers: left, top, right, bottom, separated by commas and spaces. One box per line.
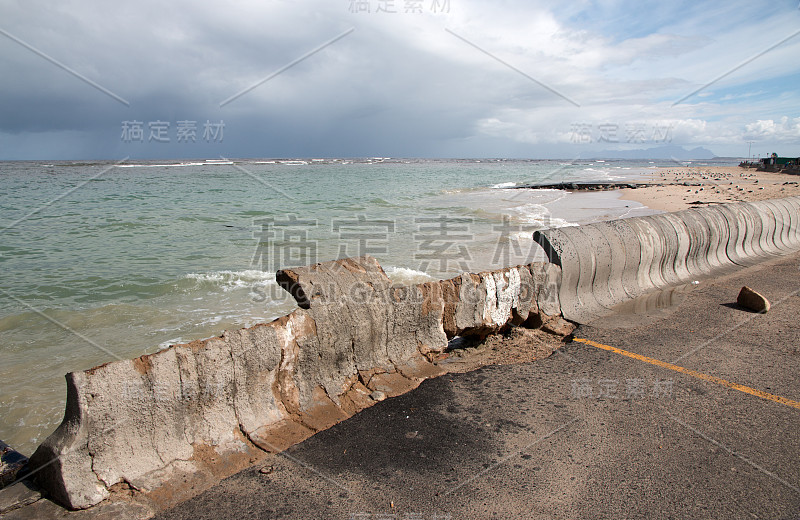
585, 145, 717, 160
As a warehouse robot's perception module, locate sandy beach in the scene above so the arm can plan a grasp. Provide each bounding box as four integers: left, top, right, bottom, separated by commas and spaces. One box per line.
620, 165, 800, 212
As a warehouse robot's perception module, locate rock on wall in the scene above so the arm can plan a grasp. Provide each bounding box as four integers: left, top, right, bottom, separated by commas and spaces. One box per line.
0, 440, 28, 490
534, 197, 800, 324
29, 256, 563, 510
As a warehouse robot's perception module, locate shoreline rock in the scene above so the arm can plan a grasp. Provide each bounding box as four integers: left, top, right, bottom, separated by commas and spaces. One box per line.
511, 182, 652, 191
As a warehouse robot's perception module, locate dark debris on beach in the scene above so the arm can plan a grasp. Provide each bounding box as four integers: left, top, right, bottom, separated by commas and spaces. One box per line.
510, 182, 656, 191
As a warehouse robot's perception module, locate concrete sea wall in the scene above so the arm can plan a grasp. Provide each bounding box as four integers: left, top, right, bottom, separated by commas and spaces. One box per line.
534, 197, 800, 324
28, 257, 564, 510
23, 196, 800, 511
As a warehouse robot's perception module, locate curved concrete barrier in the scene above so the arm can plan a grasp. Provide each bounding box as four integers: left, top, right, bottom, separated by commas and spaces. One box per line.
29, 256, 565, 510
27, 197, 800, 511
534, 196, 800, 324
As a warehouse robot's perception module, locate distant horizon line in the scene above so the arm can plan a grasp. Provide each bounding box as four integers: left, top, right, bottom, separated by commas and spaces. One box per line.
0, 156, 749, 163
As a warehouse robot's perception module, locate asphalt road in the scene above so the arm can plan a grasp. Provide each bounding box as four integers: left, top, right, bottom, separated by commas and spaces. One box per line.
155, 252, 800, 520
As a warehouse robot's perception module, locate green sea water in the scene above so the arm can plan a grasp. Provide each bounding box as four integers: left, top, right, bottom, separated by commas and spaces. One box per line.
0, 157, 735, 453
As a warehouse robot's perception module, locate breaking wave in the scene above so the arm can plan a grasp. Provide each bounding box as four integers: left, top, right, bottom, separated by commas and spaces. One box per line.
182, 269, 277, 292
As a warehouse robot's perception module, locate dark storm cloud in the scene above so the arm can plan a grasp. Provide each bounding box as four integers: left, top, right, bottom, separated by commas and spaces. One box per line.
1, 0, 799, 159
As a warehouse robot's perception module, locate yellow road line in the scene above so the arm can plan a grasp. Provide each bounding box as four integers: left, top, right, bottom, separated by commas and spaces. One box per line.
573, 337, 800, 410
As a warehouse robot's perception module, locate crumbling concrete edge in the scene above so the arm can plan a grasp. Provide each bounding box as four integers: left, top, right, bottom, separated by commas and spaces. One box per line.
26, 257, 566, 512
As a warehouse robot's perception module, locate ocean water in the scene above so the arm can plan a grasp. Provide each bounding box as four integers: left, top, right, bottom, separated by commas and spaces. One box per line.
0, 157, 734, 454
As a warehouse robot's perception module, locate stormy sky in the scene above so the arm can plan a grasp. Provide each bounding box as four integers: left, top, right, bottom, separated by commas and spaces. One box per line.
1, 0, 799, 160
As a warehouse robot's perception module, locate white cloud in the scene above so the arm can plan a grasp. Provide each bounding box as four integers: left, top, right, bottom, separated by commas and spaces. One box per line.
744, 117, 800, 141
1, 0, 799, 158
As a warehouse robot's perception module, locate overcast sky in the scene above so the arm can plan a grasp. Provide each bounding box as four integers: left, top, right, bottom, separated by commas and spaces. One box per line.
1, 0, 799, 160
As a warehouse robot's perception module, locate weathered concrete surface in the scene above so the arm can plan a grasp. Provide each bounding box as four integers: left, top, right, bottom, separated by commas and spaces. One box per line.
0, 481, 42, 515
276, 255, 392, 309
534, 197, 800, 324
27, 256, 564, 512
1, 491, 156, 520
151, 251, 800, 520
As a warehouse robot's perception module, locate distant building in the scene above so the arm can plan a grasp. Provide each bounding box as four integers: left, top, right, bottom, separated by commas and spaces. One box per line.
757, 154, 799, 171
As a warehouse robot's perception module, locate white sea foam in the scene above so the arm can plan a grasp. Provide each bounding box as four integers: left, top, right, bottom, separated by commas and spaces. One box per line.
580, 167, 629, 182
513, 231, 534, 242
383, 266, 434, 285
156, 337, 186, 351
491, 181, 516, 189
197, 314, 224, 326
203, 160, 233, 165
513, 203, 577, 228
116, 162, 207, 168
183, 269, 277, 291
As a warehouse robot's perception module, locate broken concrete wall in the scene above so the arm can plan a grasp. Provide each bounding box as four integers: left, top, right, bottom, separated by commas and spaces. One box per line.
33, 197, 800, 511
29, 256, 563, 510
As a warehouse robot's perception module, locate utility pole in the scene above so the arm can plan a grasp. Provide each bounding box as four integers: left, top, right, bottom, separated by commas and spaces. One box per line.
747, 141, 754, 161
